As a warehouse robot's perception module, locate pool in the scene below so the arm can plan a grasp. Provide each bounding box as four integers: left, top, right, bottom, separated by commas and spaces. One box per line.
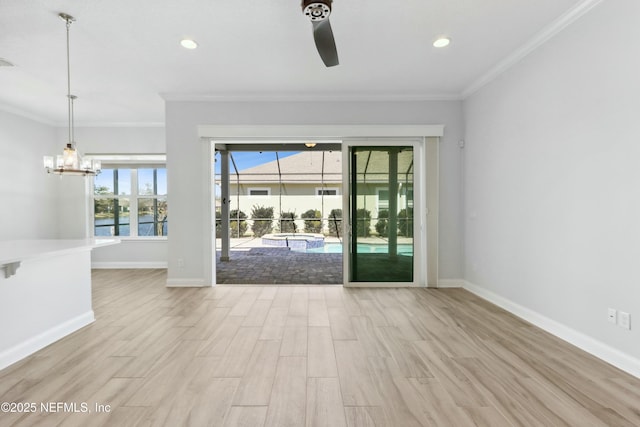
302, 242, 413, 255
261, 233, 325, 250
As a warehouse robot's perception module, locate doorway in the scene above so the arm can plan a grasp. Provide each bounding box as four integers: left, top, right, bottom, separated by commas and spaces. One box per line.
214, 144, 343, 284
202, 125, 442, 287
346, 144, 416, 283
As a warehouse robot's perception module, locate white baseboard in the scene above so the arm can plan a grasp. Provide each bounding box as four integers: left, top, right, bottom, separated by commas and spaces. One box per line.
463, 280, 640, 379
166, 278, 210, 287
92, 262, 168, 269
0, 311, 95, 371
437, 279, 464, 288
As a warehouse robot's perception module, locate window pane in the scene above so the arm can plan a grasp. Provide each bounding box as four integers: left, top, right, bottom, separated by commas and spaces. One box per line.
156, 168, 167, 196
117, 169, 132, 196
94, 199, 115, 235
138, 168, 167, 196
94, 169, 114, 195
94, 198, 130, 236
138, 169, 155, 195
138, 197, 168, 236
377, 189, 389, 209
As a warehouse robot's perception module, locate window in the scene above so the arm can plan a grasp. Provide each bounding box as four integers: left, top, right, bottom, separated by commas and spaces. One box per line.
316, 188, 339, 196
402, 186, 414, 208
94, 167, 167, 237
377, 188, 389, 209
248, 188, 270, 196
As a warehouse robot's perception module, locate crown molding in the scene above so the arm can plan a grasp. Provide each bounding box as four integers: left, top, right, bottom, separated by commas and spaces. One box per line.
160, 91, 462, 103
72, 122, 165, 128
461, 0, 605, 99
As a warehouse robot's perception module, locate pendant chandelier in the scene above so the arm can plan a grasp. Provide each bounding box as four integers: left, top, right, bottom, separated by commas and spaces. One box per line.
43, 13, 101, 177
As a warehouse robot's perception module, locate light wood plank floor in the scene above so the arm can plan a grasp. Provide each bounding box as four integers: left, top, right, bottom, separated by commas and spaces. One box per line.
1, 269, 640, 426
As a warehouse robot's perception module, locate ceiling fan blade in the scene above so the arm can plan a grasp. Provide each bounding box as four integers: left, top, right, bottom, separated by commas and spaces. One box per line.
312, 19, 339, 67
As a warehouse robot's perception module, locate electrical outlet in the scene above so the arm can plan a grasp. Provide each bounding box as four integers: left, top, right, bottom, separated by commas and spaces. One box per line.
619, 312, 631, 330
177, 258, 185, 268
608, 308, 617, 324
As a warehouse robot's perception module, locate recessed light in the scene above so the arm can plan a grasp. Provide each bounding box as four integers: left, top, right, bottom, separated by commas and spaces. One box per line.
433, 37, 450, 48
180, 39, 198, 49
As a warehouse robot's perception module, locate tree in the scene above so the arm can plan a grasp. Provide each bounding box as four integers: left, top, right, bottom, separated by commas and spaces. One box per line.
156, 200, 168, 236
278, 211, 297, 233
356, 208, 371, 237
250, 205, 274, 237
301, 209, 322, 233
216, 209, 249, 237
398, 208, 413, 237
328, 208, 342, 237
230, 209, 248, 237
93, 186, 114, 219
375, 209, 389, 237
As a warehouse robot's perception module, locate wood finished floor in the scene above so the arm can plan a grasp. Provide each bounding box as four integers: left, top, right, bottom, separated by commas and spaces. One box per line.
1, 269, 640, 426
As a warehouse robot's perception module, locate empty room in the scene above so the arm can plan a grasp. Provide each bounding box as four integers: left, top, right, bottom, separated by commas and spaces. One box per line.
1, 0, 639, 426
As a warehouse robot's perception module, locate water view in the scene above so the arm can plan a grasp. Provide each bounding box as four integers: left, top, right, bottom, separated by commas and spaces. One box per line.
95, 215, 167, 237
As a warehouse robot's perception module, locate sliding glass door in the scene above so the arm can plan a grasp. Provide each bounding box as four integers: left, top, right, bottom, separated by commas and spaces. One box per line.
343, 140, 422, 286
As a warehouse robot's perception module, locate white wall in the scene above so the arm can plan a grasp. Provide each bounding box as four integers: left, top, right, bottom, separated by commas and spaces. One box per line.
464, 0, 640, 366
90, 240, 167, 268
166, 100, 464, 284
65, 126, 166, 154
53, 126, 168, 267
0, 110, 59, 239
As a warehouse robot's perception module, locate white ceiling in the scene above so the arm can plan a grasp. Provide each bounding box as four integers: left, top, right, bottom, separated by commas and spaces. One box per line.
0, 0, 586, 125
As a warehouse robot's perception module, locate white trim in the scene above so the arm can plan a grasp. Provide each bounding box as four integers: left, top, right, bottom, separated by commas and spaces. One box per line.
87, 154, 166, 163
462, 0, 604, 98
437, 279, 464, 288
91, 262, 168, 269
0, 311, 94, 370
162, 92, 460, 102
74, 122, 165, 128
199, 125, 445, 139
166, 278, 209, 287
463, 280, 640, 379
111, 237, 168, 242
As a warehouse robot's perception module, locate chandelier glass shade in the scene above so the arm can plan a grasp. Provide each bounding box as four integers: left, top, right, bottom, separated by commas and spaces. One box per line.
44, 13, 100, 177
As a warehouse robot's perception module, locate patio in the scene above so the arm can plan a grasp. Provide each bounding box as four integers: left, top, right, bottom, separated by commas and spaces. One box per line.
215, 237, 343, 285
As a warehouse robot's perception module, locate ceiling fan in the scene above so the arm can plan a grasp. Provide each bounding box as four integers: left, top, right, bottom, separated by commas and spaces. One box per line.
302, 0, 339, 67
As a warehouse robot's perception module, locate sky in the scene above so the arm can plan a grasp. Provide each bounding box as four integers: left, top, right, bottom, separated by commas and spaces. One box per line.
94, 168, 167, 195
214, 151, 299, 174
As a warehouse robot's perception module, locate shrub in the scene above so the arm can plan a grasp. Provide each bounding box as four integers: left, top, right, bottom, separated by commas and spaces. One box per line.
301, 209, 322, 233
230, 209, 248, 237
215, 209, 221, 235
278, 211, 298, 233
398, 208, 413, 237
356, 208, 371, 237
374, 209, 389, 237
216, 209, 248, 237
328, 208, 342, 237
250, 205, 274, 237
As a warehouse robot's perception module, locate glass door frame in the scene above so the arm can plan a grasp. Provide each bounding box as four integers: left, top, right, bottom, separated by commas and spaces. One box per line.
342, 138, 427, 287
